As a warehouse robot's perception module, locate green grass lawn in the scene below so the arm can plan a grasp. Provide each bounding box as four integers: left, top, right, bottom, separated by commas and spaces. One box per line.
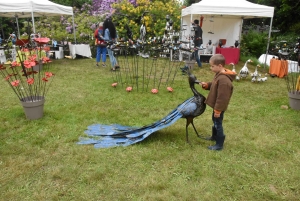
0, 56, 299, 200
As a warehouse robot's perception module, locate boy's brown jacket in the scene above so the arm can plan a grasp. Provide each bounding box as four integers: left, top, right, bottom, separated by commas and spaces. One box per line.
202, 68, 236, 113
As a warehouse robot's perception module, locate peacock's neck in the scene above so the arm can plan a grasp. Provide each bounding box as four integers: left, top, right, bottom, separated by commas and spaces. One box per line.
191, 84, 201, 97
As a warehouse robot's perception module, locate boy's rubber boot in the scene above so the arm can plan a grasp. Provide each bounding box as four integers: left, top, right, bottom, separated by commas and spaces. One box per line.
205, 126, 217, 141
208, 135, 225, 151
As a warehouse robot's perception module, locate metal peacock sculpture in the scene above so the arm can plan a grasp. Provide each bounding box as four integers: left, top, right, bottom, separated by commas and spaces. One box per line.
77, 72, 206, 148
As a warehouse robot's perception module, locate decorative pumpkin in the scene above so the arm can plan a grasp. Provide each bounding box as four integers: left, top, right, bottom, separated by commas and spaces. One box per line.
151, 88, 158, 94
111, 83, 118, 87
167, 87, 173, 92
126, 86, 133, 92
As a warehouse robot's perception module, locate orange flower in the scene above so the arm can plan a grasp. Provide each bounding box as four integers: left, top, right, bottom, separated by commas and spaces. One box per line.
34, 37, 50, 45
42, 77, 48, 82
42, 57, 51, 63
151, 88, 158, 94
23, 60, 35, 68
45, 72, 53, 78
11, 61, 21, 67
167, 87, 173, 92
5, 75, 11, 80
126, 86, 133, 92
27, 78, 34, 85
28, 55, 37, 61
11, 80, 20, 87
43, 46, 50, 51
21, 48, 30, 52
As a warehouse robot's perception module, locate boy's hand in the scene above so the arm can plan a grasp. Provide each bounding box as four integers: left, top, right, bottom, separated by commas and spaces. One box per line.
200, 82, 208, 89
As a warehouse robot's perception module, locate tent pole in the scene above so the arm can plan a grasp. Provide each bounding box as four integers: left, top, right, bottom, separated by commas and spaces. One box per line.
239, 18, 244, 46
15, 16, 20, 38
180, 16, 183, 41
190, 14, 193, 48
1, 18, 5, 39
31, 2, 36, 33
264, 17, 273, 69
72, 13, 76, 44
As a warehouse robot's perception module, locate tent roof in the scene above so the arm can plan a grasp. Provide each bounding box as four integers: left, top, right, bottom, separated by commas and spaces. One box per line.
181, 0, 274, 19
0, 0, 73, 18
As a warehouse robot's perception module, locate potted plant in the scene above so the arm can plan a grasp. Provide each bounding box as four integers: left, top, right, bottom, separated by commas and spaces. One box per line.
0, 37, 55, 119
285, 62, 300, 110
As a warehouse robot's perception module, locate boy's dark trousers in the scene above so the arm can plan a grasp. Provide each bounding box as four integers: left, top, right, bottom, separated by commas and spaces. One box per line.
208, 111, 225, 150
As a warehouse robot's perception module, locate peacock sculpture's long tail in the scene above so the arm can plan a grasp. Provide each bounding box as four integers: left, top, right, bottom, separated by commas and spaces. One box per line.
78, 73, 206, 148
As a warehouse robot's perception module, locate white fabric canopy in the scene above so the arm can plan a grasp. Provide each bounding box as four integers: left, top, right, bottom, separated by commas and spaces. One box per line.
0, 0, 76, 42
0, 0, 73, 18
182, 0, 274, 19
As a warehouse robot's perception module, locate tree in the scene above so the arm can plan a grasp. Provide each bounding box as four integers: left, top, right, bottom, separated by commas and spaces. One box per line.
49, 0, 91, 8
111, 0, 182, 40
33, 5, 103, 45
247, 0, 300, 34
182, 0, 198, 7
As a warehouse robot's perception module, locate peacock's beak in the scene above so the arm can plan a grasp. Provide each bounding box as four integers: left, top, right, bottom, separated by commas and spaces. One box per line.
195, 80, 201, 84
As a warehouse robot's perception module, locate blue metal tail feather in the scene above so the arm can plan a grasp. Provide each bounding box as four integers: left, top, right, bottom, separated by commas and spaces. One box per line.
77, 97, 195, 148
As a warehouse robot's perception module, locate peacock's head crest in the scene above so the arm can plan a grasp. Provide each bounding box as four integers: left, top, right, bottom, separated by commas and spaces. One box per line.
188, 73, 200, 84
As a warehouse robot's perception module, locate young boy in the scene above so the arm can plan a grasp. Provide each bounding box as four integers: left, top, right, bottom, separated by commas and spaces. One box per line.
200, 54, 236, 150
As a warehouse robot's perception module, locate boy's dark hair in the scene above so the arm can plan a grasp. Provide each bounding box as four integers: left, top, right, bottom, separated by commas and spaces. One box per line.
194, 19, 199, 24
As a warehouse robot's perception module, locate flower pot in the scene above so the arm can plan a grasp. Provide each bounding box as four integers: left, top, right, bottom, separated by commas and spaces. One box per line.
20, 96, 45, 120
32, 63, 43, 71
288, 91, 300, 110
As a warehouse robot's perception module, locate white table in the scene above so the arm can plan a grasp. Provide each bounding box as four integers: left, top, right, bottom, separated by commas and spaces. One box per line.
69, 44, 92, 59
288, 60, 299, 72
258, 54, 278, 66
259, 54, 299, 72
0, 49, 6, 63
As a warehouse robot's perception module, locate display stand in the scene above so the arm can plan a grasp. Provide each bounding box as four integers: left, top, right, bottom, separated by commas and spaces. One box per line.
0, 48, 6, 63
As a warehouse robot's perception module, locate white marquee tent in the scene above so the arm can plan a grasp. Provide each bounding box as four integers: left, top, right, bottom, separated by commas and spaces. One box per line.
0, 0, 76, 42
181, 0, 274, 60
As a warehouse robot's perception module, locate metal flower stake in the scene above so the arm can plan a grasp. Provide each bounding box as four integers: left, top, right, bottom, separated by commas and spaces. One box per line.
0, 37, 55, 119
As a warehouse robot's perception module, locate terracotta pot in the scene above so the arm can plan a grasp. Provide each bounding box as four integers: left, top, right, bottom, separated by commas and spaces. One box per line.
20, 96, 45, 120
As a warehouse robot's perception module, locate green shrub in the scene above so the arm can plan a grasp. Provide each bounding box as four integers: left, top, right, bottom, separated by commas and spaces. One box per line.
240, 30, 268, 58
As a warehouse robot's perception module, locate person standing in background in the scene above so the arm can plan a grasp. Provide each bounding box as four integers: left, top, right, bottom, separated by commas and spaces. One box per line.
103, 18, 120, 71
192, 19, 203, 67
10, 32, 17, 45
94, 22, 107, 67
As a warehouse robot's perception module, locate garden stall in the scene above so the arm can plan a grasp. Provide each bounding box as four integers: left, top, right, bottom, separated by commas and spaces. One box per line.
0, 0, 76, 43
181, 0, 274, 64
